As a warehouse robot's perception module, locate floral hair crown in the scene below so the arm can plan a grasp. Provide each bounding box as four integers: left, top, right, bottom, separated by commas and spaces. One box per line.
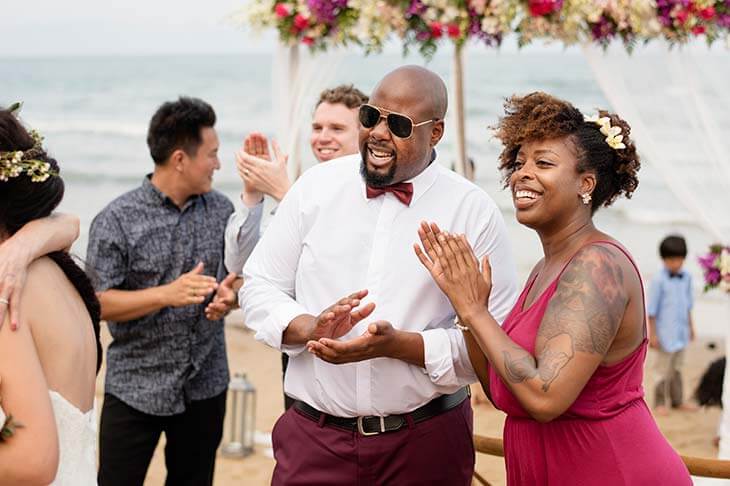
584, 113, 626, 150
0, 102, 57, 183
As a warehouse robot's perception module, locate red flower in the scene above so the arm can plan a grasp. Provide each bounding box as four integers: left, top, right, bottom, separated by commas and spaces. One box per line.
675, 9, 690, 25
302, 36, 315, 46
430, 22, 443, 38
274, 3, 292, 18
528, 0, 562, 17
447, 23, 461, 39
293, 14, 309, 30
692, 25, 706, 35
699, 7, 716, 20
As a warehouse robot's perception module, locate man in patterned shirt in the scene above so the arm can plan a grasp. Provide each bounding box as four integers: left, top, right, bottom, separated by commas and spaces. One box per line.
87, 97, 251, 486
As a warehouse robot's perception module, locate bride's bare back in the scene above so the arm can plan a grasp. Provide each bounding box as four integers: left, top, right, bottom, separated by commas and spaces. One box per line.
24, 256, 97, 412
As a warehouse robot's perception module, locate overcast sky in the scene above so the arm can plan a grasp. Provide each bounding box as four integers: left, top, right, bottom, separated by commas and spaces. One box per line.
1, 0, 275, 57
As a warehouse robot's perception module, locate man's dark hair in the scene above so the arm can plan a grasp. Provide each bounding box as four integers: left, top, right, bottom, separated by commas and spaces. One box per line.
147, 97, 216, 165
659, 235, 688, 259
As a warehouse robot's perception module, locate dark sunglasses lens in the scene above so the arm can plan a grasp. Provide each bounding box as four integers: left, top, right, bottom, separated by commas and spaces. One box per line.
359, 105, 380, 128
387, 114, 413, 138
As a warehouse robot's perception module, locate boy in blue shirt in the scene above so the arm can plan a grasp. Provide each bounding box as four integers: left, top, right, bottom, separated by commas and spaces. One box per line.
648, 235, 697, 415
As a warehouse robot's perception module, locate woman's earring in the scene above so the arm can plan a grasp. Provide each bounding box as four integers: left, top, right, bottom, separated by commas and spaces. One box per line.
581, 193, 592, 205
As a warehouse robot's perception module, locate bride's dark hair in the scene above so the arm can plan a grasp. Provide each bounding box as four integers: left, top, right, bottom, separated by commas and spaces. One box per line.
0, 107, 102, 373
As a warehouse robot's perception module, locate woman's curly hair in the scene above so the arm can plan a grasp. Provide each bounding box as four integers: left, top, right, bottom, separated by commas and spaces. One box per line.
493, 92, 640, 211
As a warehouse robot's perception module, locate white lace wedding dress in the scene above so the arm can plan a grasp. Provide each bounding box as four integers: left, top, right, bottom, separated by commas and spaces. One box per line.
49, 390, 97, 485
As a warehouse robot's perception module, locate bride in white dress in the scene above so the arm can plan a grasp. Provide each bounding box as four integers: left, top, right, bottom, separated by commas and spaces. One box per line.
0, 105, 100, 485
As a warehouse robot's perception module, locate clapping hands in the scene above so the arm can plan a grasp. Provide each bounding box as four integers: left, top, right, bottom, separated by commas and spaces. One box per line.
414, 221, 492, 321
236, 132, 291, 203
205, 273, 240, 321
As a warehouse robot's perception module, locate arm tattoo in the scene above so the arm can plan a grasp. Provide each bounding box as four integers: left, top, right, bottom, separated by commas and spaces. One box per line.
538, 245, 627, 354
504, 350, 537, 383
522, 245, 629, 392
536, 334, 574, 391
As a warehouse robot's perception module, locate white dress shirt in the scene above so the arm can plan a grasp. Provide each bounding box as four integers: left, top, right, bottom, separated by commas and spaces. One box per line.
240, 153, 519, 417
224, 196, 264, 275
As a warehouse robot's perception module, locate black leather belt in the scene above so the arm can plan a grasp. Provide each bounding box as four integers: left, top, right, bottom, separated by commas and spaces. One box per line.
293, 387, 469, 436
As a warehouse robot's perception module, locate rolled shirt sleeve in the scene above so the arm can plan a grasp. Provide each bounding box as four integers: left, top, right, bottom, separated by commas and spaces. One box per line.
223, 196, 264, 276
420, 194, 519, 388
239, 181, 309, 355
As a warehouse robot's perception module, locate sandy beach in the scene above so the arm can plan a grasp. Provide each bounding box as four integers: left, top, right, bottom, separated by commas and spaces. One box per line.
90, 313, 725, 486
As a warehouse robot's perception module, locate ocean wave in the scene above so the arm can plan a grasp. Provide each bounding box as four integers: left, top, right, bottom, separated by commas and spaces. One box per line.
35, 119, 147, 138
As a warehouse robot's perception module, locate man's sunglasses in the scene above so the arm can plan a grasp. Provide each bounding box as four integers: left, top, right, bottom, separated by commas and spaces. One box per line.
358, 104, 438, 139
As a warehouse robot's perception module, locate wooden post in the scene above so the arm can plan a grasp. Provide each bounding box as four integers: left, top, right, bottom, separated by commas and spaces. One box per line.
453, 43, 473, 181
288, 44, 303, 180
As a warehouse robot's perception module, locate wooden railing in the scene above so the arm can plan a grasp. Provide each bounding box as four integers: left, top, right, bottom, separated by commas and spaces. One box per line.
472, 435, 730, 485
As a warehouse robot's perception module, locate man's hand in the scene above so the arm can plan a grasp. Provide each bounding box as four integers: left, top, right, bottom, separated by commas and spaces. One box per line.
163, 262, 218, 308
0, 238, 31, 331
237, 134, 291, 202
311, 289, 375, 342
306, 321, 397, 364
205, 273, 239, 321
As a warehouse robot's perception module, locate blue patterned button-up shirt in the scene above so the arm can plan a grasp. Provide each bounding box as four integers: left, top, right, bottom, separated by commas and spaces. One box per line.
87, 176, 233, 416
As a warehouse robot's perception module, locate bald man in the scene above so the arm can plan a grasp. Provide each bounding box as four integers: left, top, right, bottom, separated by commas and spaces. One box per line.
240, 66, 519, 484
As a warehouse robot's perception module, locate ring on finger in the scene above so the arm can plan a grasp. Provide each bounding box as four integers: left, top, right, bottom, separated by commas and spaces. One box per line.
244, 169, 250, 176
0, 297, 8, 305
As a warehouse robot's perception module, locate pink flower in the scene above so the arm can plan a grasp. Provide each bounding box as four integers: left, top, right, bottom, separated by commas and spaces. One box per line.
692, 24, 706, 34
274, 3, 292, 18
293, 14, 309, 30
302, 36, 315, 46
430, 22, 443, 38
447, 24, 461, 39
528, 0, 562, 17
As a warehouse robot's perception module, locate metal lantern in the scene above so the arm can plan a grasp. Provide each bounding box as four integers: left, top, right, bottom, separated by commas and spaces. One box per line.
221, 372, 256, 458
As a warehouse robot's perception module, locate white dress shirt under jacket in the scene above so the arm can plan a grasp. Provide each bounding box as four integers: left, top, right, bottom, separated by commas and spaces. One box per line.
240, 153, 519, 417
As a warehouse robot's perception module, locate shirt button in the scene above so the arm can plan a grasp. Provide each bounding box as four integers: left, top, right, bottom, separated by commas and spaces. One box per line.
431, 373, 438, 379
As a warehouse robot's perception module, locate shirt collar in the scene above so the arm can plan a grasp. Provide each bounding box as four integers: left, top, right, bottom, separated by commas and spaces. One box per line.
359, 149, 440, 206
142, 174, 203, 211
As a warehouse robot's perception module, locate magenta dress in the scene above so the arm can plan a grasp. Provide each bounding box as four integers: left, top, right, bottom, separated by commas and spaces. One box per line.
489, 241, 691, 485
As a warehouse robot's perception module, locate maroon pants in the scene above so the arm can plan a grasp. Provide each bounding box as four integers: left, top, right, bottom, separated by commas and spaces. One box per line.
271, 398, 474, 486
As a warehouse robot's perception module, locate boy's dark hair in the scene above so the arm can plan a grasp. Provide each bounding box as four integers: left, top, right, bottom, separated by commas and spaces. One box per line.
659, 235, 688, 259
147, 97, 216, 165
315, 85, 369, 110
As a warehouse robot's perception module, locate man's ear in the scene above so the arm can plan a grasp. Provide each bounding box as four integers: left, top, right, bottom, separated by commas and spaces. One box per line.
170, 149, 186, 172
430, 119, 444, 147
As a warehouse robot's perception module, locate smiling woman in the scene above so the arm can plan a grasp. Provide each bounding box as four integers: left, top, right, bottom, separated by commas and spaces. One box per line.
415, 92, 692, 485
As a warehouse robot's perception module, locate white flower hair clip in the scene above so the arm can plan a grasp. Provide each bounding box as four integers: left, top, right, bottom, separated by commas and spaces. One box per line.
584, 113, 626, 150
0, 103, 57, 183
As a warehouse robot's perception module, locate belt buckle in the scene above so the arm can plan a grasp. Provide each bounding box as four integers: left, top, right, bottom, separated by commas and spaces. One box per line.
356, 416, 386, 436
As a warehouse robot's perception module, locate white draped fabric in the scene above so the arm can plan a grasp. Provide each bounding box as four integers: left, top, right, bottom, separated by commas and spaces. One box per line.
271, 44, 344, 179
583, 43, 730, 481
582, 42, 730, 242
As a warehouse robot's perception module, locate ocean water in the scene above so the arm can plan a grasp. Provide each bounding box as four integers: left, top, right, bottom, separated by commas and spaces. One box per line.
1, 51, 728, 335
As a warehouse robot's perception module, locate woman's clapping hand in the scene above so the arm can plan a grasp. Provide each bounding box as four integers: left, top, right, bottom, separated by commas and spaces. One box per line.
414, 221, 492, 321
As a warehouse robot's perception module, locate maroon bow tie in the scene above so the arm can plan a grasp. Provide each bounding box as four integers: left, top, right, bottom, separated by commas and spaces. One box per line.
366, 182, 414, 206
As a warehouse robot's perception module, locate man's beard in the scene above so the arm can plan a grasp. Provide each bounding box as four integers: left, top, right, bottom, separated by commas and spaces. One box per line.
360, 155, 396, 188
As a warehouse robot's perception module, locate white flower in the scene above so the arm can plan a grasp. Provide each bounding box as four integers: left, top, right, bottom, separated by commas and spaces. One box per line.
719, 249, 730, 276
